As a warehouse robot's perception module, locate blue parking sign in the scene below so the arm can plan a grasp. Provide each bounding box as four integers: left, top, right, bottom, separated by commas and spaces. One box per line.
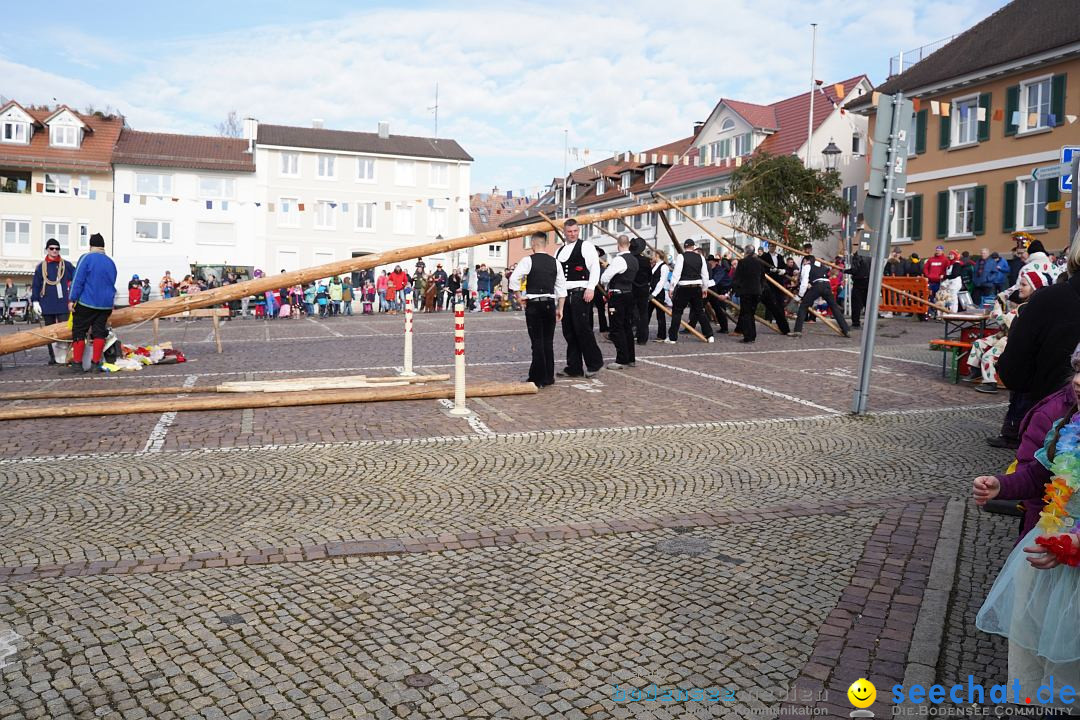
1063, 146, 1079, 193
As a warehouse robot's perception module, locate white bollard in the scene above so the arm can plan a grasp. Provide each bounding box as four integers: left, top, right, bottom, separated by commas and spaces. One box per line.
401, 288, 417, 376
449, 302, 470, 415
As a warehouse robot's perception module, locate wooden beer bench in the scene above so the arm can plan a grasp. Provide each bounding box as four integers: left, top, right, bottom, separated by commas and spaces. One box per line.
153, 307, 231, 353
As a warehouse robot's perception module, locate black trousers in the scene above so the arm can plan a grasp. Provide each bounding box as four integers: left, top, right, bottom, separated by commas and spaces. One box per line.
794, 283, 849, 334
633, 287, 651, 344
737, 294, 759, 342
562, 291, 603, 374
668, 285, 712, 341
761, 289, 790, 334
1001, 391, 1035, 441
524, 299, 556, 386
71, 304, 111, 342
42, 313, 65, 362
706, 295, 729, 333
593, 291, 608, 332
608, 292, 636, 365
851, 279, 870, 327
647, 295, 667, 339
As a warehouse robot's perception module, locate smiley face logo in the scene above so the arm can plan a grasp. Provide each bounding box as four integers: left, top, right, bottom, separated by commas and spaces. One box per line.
847, 678, 876, 708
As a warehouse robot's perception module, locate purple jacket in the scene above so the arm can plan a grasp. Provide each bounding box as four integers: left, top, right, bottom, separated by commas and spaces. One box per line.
995, 385, 1076, 542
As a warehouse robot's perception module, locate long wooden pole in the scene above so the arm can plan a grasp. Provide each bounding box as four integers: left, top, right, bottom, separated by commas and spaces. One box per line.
708, 289, 781, 334
654, 192, 846, 337
0, 195, 729, 357
0, 381, 536, 421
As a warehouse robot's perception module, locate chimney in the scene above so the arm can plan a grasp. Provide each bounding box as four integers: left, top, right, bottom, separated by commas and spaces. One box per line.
242, 117, 258, 153
693, 121, 705, 135
312, 119, 324, 129
378, 121, 390, 139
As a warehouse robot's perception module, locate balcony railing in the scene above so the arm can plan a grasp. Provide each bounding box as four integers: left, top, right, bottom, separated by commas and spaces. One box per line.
888, 36, 957, 77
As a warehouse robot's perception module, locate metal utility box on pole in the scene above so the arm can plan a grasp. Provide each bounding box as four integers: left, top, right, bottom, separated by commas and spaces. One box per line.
852, 92, 913, 415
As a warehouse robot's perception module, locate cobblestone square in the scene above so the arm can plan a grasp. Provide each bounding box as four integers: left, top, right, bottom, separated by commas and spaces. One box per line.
0, 313, 1019, 718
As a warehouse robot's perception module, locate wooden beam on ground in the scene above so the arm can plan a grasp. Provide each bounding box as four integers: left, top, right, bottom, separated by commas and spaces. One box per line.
650, 297, 708, 342
0, 381, 537, 421
654, 192, 847, 338
709, 289, 781, 334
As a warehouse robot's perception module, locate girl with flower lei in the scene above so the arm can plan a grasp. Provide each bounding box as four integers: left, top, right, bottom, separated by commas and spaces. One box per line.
976, 366, 1080, 708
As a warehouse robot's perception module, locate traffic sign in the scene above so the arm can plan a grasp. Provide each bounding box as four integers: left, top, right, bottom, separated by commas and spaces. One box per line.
1062, 146, 1079, 192
1032, 162, 1069, 181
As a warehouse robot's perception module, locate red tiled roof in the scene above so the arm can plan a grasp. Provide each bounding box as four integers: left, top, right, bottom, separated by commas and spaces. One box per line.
470, 189, 534, 233
0, 101, 123, 174
653, 76, 869, 192
575, 136, 694, 207
113, 130, 255, 172
723, 100, 778, 130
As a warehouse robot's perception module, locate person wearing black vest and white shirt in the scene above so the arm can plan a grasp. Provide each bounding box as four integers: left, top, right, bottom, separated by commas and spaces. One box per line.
554, 219, 604, 377
757, 246, 792, 334
791, 254, 850, 337
664, 240, 714, 344
600, 235, 639, 369
509, 232, 566, 388
629, 237, 653, 346
647, 252, 669, 341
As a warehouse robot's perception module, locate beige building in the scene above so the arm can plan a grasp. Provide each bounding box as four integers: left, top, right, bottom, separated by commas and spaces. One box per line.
0, 102, 123, 279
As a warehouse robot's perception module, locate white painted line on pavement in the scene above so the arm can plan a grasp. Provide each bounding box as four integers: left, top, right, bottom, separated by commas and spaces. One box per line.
306, 317, 343, 337
142, 374, 198, 453
639, 358, 843, 415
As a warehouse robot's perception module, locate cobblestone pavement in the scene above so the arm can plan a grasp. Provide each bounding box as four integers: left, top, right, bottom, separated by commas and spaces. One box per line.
0, 312, 1023, 718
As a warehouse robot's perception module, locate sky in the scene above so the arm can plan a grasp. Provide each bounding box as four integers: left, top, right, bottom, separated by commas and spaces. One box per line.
1, 0, 1007, 195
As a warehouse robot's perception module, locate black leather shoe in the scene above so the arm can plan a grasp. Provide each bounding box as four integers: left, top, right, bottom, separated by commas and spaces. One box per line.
986, 435, 1020, 450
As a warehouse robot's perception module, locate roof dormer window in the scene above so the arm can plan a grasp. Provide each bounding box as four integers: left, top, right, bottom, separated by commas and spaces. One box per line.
50, 124, 80, 148
620, 173, 631, 190
2, 121, 29, 144
596, 177, 606, 195
720, 118, 736, 133
644, 166, 655, 184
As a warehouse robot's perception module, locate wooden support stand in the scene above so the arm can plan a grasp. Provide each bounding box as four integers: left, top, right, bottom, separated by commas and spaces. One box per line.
153, 307, 231, 353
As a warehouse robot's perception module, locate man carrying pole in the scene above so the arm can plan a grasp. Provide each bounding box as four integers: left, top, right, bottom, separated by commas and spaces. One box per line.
790, 254, 850, 338
599, 234, 639, 369
554, 219, 604, 378
508, 232, 566, 388
663, 240, 714, 345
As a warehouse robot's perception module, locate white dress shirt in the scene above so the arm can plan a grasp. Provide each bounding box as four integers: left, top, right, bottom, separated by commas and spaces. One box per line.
670, 252, 709, 287
555, 239, 601, 291
508, 254, 566, 299
797, 260, 829, 296
651, 265, 668, 298
599, 253, 628, 287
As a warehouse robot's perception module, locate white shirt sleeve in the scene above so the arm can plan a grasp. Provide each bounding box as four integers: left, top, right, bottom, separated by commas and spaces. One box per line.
699, 256, 709, 287
671, 254, 684, 284
582, 241, 601, 287
508, 255, 531, 293
555, 262, 567, 298
600, 255, 627, 286
798, 263, 811, 297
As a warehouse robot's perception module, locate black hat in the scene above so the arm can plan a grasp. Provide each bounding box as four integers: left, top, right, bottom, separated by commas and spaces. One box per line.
1027, 239, 1047, 255
45, 238, 60, 250
89, 233, 105, 248
683, 239, 696, 248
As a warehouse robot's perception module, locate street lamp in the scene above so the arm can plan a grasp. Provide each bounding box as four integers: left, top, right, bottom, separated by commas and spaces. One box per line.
821, 139, 842, 171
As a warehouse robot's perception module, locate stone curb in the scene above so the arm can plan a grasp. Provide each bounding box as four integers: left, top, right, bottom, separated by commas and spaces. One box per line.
901, 497, 965, 689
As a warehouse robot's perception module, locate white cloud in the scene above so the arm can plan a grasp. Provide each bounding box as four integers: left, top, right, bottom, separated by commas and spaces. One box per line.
3, 0, 1007, 193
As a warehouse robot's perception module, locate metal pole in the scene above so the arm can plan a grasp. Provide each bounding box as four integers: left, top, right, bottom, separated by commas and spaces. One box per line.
852, 93, 905, 415
562, 130, 568, 219
449, 303, 470, 415
805, 23, 817, 169
1070, 154, 1079, 247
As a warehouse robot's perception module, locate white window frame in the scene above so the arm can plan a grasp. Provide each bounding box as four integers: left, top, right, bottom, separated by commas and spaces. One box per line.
1017, 176, 1048, 231
892, 195, 915, 243
1020, 74, 1053, 133
669, 195, 683, 225
620, 173, 631, 190
198, 176, 236, 199
356, 157, 376, 183
430, 206, 448, 236
569, 184, 577, 201
644, 166, 655, 184
314, 200, 336, 230
1, 121, 30, 144
951, 94, 979, 147
429, 162, 448, 187
134, 219, 172, 243
135, 173, 172, 196
195, 221, 237, 247
596, 177, 606, 195
734, 133, 753, 156
277, 197, 300, 228
49, 124, 79, 148
395, 160, 415, 186
280, 152, 300, 177
355, 202, 376, 232
948, 184, 977, 238
77, 222, 89, 250
488, 244, 502, 258
394, 203, 414, 234
1, 217, 31, 257
316, 154, 336, 180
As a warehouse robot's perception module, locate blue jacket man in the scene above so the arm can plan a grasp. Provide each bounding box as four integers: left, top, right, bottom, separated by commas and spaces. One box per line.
67, 233, 117, 372
30, 238, 77, 364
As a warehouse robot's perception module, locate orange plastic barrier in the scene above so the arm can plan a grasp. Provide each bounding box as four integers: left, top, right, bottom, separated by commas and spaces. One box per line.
880, 276, 930, 314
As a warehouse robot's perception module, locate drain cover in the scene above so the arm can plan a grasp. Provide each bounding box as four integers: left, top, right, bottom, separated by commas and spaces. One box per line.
655, 537, 711, 556
218, 614, 246, 626
404, 673, 435, 688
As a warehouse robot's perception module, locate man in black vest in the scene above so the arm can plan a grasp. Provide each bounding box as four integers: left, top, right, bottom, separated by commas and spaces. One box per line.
731, 245, 765, 343
554, 219, 604, 377
757, 245, 792, 334
508, 232, 566, 387
629, 236, 652, 346
844, 250, 872, 328
791, 254, 850, 337
600, 235, 639, 369
664, 240, 714, 344
647, 252, 669, 341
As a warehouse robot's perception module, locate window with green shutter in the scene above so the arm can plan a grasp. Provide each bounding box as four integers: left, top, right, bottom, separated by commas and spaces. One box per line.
1047, 181, 1061, 228
939, 114, 951, 149
915, 110, 927, 154
936, 191, 949, 238
973, 185, 986, 236
911, 195, 923, 240
1051, 75, 1066, 127
1003, 181, 1017, 232
1005, 85, 1020, 136
978, 93, 991, 142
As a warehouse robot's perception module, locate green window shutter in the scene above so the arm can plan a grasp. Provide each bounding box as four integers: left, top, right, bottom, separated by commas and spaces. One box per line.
1046, 181, 1061, 228
977, 93, 991, 142
1005, 85, 1020, 136
1051, 75, 1067, 127
1002, 181, 1017, 232
911, 195, 923, 241
973, 185, 986, 236
939, 114, 951, 149
936, 191, 949, 238
915, 110, 928, 154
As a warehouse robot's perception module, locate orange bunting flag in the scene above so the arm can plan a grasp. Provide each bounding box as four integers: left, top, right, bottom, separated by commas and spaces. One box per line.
298, 203, 305, 212
940, 102, 950, 117
993, 108, 1004, 122
872, 91, 881, 105
834, 83, 846, 99
912, 98, 922, 112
